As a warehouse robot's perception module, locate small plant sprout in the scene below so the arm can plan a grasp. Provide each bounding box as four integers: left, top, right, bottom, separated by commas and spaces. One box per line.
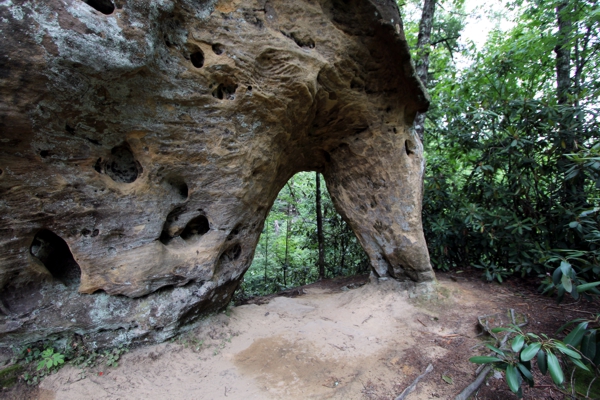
36, 348, 65, 372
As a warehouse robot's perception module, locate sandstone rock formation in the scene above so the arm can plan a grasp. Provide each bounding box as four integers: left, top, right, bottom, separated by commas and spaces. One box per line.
0, 0, 433, 345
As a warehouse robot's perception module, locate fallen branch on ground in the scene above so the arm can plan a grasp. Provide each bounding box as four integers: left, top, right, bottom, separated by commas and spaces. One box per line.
395, 363, 433, 400
454, 365, 492, 400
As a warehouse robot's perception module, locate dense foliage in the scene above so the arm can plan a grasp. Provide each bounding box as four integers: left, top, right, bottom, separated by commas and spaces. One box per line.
401, 0, 600, 301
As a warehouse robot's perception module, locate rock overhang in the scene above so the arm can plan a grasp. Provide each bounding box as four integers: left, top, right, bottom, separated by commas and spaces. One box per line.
0, 0, 433, 345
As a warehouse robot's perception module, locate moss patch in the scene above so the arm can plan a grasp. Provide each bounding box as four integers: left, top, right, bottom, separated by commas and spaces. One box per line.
0, 364, 23, 389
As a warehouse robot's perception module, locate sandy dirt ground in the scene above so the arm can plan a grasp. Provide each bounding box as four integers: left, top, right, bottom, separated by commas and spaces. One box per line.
12, 274, 595, 399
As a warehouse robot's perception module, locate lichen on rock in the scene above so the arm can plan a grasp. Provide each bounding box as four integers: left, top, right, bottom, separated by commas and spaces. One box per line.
0, 0, 433, 346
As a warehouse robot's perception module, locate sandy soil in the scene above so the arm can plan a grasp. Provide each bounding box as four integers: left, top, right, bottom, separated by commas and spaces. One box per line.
13, 274, 596, 399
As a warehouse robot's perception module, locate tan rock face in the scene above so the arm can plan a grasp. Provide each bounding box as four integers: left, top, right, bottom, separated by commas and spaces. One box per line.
0, 0, 433, 344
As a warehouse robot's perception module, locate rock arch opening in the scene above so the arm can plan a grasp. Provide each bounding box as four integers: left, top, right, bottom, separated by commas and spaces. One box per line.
30, 229, 81, 286
236, 172, 369, 300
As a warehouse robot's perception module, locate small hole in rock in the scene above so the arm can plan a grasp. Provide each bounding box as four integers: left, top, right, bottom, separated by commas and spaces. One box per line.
30, 229, 81, 285
0, 168, 3, 175
181, 215, 210, 240
212, 83, 238, 100
247, 86, 252, 91
222, 244, 242, 262
82, 0, 115, 15
227, 228, 240, 241
162, 176, 189, 200
94, 158, 103, 173
40, 150, 49, 158
290, 32, 315, 49
405, 140, 415, 156
190, 50, 205, 68
96, 143, 141, 183
65, 124, 75, 134
212, 44, 224, 55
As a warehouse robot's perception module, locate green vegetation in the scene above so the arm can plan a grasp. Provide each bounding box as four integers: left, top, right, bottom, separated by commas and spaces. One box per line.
398, 0, 600, 298
7, 336, 129, 386
470, 315, 599, 397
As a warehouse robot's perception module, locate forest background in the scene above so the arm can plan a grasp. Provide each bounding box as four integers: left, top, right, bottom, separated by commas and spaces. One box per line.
235, 0, 600, 305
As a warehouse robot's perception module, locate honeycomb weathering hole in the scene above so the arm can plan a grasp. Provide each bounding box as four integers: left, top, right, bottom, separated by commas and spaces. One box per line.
190, 50, 205, 68
181, 215, 210, 240
212, 44, 224, 55
30, 229, 81, 285
83, 0, 115, 14
95, 143, 142, 183
212, 83, 238, 100
405, 140, 415, 156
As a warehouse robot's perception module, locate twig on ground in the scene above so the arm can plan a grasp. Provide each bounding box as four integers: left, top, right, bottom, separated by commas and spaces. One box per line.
454, 365, 492, 400
395, 363, 433, 400
587, 377, 597, 398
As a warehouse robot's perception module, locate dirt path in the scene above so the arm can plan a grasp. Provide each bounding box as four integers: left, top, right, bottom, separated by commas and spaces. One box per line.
27, 274, 596, 399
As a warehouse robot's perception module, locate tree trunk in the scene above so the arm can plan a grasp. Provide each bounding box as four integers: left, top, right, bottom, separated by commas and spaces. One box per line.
284, 202, 290, 286
264, 217, 269, 284
316, 172, 325, 280
555, 0, 585, 205
413, 0, 436, 142
555, 1, 572, 107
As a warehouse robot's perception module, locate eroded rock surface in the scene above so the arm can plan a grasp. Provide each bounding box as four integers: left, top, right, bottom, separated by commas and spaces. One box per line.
0, 0, 433, 346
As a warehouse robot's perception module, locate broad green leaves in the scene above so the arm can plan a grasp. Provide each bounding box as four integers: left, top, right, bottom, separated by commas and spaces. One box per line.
421, 0, 600, 295
471, 315, 600, 397
520, 342, 541, 361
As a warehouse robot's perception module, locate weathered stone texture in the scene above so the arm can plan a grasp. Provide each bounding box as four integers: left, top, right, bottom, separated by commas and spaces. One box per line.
0, 0, 432, 345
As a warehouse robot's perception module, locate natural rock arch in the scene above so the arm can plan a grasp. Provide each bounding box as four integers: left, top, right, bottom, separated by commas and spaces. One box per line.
0, 0, 433, 345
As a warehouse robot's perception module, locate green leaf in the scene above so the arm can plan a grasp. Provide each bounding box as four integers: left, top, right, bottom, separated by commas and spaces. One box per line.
564, 322, 588, 347
36, 360, 45, 371
547, 351, 564, 386
552, 267, 563, 285
491, 327, 514, 334
512, 335, 525, 353
520, 342, 541, 361
581, 331, 597, 361
577, 281, 600, 293
469, 356, 504, 364
561, 274, 573, 293
554, 342, 581, 359
442, 375, 453, 384
559, 261, 572, 277
46, 359, 52, 369
569, 357, 590, 372
505, 365, 520, 393
486, 344, 505, 356
537, 350, 548, 375
517, 363, 534, 386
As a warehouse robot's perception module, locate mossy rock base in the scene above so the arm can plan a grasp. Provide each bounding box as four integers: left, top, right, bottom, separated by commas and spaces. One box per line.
0, 364, 23, 389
